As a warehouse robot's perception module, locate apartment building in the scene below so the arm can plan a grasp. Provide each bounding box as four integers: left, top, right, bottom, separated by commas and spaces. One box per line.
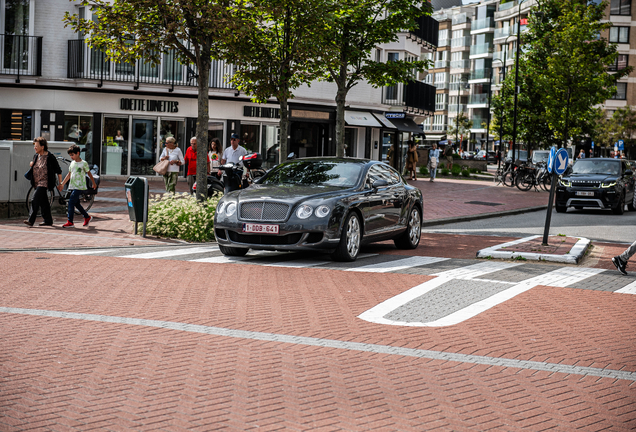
0, 0, 437, 178
424, 0, 636, 154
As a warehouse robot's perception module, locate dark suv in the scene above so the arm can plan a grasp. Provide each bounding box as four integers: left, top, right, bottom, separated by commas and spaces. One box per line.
555, 158, 635, 214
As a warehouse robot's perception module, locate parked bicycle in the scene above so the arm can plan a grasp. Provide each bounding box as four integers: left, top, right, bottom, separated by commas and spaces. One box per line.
26, 156, 100, 215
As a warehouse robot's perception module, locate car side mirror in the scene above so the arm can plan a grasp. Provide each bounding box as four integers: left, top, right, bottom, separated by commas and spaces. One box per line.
372, 179, 388, 190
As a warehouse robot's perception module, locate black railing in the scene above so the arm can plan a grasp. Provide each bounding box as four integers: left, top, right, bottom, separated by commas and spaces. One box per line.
410, 15, 439, 49
382, 81, 435, 115
0, 34, 42, 82
68, 39, 236, 90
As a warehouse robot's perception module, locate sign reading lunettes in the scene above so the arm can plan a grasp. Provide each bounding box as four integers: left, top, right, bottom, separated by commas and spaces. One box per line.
120, 98, 179, 113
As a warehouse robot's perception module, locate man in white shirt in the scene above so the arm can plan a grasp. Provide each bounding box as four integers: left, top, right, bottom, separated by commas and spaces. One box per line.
221, 133, 247, 165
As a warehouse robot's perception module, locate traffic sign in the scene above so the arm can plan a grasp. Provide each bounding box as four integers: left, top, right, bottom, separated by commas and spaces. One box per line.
591, 141, 595, 149
618, 140, 625, 151
554, 148, 569, 175
547, 147, 556, 173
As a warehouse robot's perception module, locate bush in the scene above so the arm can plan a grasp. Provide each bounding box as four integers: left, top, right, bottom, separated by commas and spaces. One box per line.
461, 168, 470, 177
144, 192, 220, 242
441, 168, 450, 176
451, 164, 462, 176
419, 165, 429, 176
469, 168, 478, 174
452, 154, 461, 159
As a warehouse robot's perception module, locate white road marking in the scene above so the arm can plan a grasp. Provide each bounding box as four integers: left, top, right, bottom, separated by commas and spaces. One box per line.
359, 265, 606, 327
616, 280, 636, 294
190, 255, 253, 264
345, 256, 449, 272
118, 246, 219, 259
261, 260, 331, 268
48, 249, 114, 255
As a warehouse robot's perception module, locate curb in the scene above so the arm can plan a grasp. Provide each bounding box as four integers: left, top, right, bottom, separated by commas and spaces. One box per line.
475, 235, 591, 265
422, 205, 548, 227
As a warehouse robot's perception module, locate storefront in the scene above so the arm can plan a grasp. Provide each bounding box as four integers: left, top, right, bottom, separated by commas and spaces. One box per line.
343, 111, 382, 159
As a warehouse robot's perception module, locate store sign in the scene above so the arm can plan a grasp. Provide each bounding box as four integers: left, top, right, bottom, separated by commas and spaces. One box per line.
120, 98, 179, 113
291, 110, 330, 120
385, 112, 405, 119
244, 106, 280, 118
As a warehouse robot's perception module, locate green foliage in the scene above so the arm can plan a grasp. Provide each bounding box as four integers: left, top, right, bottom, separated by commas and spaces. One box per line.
318, 0, 432, 156
591, 106, 636, 153
145, 193, 219, 242
419, 165, 429, 176
447, 112, 473, 143
451, 165, 461, 176
461, 168, 470, 178
441, 168, 450, 176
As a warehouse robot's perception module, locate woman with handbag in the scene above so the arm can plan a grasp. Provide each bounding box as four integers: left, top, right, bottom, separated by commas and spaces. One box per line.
24, 137, 63, 227
428, 143, 440, 182
158, 137, 184, 193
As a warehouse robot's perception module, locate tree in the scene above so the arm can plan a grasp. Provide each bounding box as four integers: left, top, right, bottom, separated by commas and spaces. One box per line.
64, 0, 232, 200
224, 0, 328, 163
319, 0, 432, 157
522, 0, 630, 147
447, 112, 472, 148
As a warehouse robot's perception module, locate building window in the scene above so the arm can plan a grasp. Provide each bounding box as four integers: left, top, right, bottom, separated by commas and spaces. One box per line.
610, 0, 631, 15
609, 54, 629, 71
609, 26, 629, 44
612, 82, 627, 100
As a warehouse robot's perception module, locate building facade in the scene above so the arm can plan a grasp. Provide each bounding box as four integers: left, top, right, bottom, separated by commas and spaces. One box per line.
0, 0, 437, 178
423, 0, 636, 155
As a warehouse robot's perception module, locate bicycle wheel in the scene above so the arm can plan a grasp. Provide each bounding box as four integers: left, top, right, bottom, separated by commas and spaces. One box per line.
25, 186, 55, 215
515, 173, 533, 191
502, 172, 515, 187
541, 174, 551, 191
493, 169, 503, 185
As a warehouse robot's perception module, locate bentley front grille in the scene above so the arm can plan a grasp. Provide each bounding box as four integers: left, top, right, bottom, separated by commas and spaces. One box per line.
240, 201, 290, 221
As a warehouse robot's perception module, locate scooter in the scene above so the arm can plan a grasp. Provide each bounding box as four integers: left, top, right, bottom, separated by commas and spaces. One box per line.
194, 152, 266, 196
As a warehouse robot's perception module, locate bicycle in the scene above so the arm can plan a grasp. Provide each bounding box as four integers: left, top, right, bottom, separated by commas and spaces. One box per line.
25, 156, 100, 216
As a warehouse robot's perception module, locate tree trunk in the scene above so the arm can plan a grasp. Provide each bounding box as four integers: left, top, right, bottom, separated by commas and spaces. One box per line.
196, 43, 211, 201
279, 98, 289, 163
335, 84, 347, 158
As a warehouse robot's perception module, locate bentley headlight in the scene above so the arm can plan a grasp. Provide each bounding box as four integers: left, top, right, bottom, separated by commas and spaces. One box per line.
559, 179, 571, 187
296, 205, 313, 219
226, 202, 237, 216
217, 202, 226, 214
601, 181, 616, 188
315, 205, 331, 218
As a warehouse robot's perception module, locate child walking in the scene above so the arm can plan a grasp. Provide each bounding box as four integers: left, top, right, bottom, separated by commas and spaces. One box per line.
60, 145, 97, 228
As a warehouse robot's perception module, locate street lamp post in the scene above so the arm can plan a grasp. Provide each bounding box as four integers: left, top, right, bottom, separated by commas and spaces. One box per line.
489, 34, 514, 169
511, 0, 527, 167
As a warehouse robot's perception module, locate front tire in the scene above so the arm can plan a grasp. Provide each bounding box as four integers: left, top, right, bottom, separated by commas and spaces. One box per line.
331, 212, 361, 262
394, 207, 421, 249
612, 194, 625, 215
219, 245, 249, 256
555, 204, 567, 213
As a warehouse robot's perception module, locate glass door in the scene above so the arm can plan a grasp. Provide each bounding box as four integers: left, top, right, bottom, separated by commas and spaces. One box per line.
130, 118, 157, 175
102, 116, 129, 175
64, 114, 94, 164
160, 119, 185, 175
240, 123, 261, 154
261, 124, 280, 169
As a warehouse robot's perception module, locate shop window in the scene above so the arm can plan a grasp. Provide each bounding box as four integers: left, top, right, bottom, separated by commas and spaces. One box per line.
240, 123, 260, 154
64, 114, 94, 164
160, 119, 185, 173
0, 109, 31, 140
261, 124, 280, 168
102, 117, 129, 175
130, 118, 157, 175
344, 128, 357, 157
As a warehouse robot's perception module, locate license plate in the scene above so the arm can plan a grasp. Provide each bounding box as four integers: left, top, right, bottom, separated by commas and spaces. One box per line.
243, 223, 279, 234
576, 191, 594, 197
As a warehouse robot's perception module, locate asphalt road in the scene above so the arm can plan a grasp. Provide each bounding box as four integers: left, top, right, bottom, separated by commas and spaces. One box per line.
424, 206, 636, 243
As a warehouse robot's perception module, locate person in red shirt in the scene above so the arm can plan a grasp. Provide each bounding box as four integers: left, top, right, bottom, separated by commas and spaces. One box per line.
184, 137, 210, 194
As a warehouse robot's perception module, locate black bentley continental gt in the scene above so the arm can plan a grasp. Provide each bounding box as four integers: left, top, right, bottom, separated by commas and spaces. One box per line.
213, 158, 423, 261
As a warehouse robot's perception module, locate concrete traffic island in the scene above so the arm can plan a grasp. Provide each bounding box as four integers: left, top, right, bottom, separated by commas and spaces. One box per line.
476, 235, 591, 264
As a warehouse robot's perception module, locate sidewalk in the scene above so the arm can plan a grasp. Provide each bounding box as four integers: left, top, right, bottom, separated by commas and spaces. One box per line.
0, 176, 549, 251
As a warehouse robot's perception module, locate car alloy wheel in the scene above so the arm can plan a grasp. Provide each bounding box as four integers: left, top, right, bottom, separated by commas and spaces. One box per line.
408, 208, 421, 245
345, 215, 361, 258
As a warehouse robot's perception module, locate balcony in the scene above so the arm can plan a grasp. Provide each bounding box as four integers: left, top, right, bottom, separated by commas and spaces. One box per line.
468, 94, 490, 105
383, 80, 436, 114
435, 103, 448, 111
434, 81, 449, 89
494, 27, 512, 39
450, 59, 470, 69
432, 124, 446, 131
499, 1, 518, 12
470, 43, 494, 57
451, 36, 471, 48
434, 60, 450, 69
68, 40, 235, 89
449, 82, 470, 92
471, 116, 489, 129
0, 34, 43, 81
492, 50, 510, 63
452, 13, 469, 26
437, 38, 450, 47
469, 68, 491, 81
471, 17, 495, 32
409, 15, 439, 49
448, 104, 467, 113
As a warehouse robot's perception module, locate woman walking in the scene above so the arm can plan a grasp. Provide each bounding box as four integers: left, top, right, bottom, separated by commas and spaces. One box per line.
209, 138, 222, 175
24, 137, 63, 227
428, 143, 440, 182
159, 137, 184, 193
406, 141, 418, 180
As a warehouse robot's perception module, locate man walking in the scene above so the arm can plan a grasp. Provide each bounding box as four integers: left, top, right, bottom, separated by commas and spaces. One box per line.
221, 133, 247, 165
444, 143, 454, 169
612, 241, 636, 275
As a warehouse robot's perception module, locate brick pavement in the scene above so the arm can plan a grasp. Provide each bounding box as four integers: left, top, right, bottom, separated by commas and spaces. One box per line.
1, 252, 635, 430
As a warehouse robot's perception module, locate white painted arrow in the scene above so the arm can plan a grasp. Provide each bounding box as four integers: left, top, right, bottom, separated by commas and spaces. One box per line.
557, 153, 567, 171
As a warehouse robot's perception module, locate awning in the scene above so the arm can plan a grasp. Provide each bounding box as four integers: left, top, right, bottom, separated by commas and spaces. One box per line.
389, 118, 425, 134
372, 113, 398, 129
344, 111, 382, 127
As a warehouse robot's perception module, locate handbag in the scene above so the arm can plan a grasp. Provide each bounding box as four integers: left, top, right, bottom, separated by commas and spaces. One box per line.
153, 159, 170, 175
24, 167, 33, 181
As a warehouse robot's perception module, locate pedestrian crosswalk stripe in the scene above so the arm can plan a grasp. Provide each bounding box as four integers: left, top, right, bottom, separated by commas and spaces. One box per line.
616, 280, 636, 294
432, 261, 521, 279
345, 256, 449, 272
118, 246, 219, 259
190, 255, 254, 264
48, 249, 114, 255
